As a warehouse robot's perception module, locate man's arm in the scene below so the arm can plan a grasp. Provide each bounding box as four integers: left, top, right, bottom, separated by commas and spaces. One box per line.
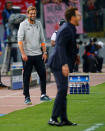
40, 22, 47, 62
41, 43, 47, 62
41, 43, 47, 53
18, 41, 28, 61
51, 40, 56, 47
51, 32, 56, 47
18, 23, 28, 61
2, 11, 8, 27
59, 28, 71, 76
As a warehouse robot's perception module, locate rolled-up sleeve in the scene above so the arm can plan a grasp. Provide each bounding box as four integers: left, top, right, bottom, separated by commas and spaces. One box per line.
18, 23, 25, 42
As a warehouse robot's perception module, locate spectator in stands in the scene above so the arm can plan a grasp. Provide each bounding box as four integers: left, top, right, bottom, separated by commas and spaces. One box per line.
42, 0, 78, 5
2, 1, 18, 72
62, 0, 78, 6
83, 38, 98, 73
51, 19, 65, 47
73, 43, 80, 72
42, 0, 62, 4
2, 1, 13, 33
42, 0, 51, 4
0, 39, 8, 88
95, 41, 104, 72
82, 38, 104, 73
51, 0, 62, 4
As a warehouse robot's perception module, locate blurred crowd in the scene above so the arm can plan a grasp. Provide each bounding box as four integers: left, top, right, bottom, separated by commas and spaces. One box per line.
82, 38, 104, 73
42, 0, 78, 6
0, 0, 104, 76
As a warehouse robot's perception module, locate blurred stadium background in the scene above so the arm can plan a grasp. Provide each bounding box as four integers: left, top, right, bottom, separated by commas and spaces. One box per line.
0, 0, 105, 66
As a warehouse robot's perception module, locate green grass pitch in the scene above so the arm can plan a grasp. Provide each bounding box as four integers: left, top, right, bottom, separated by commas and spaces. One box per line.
0, 83, 105, 131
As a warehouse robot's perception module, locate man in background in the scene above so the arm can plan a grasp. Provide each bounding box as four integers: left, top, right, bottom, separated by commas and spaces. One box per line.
18, 6, 51, 105
0, 40, 8, 88
48, 7, 81, 126
51, 19, 65, 47
2, 1, 18, 72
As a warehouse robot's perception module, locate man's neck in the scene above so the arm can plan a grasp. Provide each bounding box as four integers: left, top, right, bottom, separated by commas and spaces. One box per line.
28, 19, 35, 24
70, 20, 75, 26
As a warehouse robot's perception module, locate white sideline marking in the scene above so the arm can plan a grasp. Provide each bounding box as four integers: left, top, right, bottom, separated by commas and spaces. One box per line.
0, 105, 28, 107
0, 83, 56, 99
0, 92, 22, 99
0, 88, 42, 99
84, 123, 104, 131
0, 96, 55, 98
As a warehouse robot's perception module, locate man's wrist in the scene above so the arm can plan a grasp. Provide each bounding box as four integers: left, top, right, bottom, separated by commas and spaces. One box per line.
43, 51, 47, 55
22, 52, 26, 56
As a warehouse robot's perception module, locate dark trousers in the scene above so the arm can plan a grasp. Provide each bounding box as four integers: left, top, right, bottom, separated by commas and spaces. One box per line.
87, 55, 97, 72
22, 55, 46, 98
83, 55, 97, 73
95, 56, 103, 72
52, 70, 68, 121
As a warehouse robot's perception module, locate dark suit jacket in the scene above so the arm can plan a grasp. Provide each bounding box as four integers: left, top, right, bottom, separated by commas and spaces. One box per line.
48, 22, 78, 72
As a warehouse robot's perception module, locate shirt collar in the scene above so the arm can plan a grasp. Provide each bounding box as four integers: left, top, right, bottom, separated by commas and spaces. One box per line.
26, 19, 38, 26
67, 22, 76, 32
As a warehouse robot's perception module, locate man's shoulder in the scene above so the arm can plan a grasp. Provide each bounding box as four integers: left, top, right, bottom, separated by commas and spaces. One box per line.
35, 20, 42, 26
36, 19, 41, 23
58, 23, 71, 34
61, 22, 67, 28
20, 19, 28, 26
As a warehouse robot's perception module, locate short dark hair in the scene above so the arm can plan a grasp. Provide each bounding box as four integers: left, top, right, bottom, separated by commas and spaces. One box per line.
65, 7, 78, 22
5, 1, 13, 8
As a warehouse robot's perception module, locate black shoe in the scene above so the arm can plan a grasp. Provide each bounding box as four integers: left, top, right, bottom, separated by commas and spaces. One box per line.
0, 83, 8, 88
59, 120, 77, 126
48, 118, 60, 126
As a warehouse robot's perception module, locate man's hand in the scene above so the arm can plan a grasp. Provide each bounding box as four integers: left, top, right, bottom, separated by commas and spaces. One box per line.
0, 51, 2, 56
22, 53, 28, 62
75, 55, 80, 65
42, 53, 47, 63
18, 41, 28, 61
51, 40, 56, 47
62, 64, 69, 77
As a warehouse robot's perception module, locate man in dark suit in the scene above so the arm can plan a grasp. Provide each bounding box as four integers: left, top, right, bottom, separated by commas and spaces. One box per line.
48, 7, 81, 126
